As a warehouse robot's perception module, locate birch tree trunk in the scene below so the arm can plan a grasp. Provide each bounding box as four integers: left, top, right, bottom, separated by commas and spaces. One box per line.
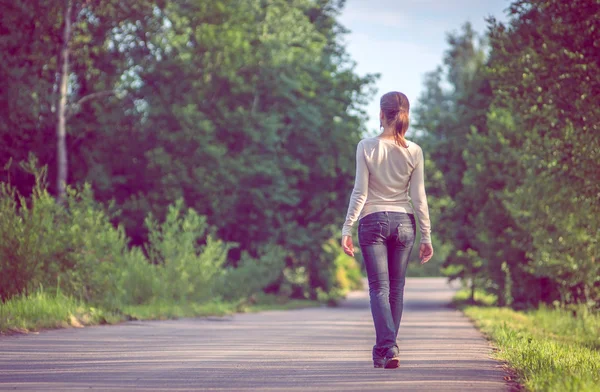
56, 0, 73, 204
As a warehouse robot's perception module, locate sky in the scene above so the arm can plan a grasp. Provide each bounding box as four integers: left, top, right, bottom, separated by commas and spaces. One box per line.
337, 0, 511, 134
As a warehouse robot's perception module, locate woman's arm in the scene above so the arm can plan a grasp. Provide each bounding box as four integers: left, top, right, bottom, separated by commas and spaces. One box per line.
409, 147, 432, 244
342, 141, 369, 237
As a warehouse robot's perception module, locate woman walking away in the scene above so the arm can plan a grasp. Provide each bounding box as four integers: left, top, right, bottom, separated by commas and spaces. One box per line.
341, 91, 434, 369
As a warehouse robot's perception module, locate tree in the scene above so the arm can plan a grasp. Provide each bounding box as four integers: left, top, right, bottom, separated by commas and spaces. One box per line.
112, 0, 375, 296
413, 23, 498, 297
0, 0, 154, 199
0, 0, 376, 299
55, 0, 73, 203
415, 0, 599, 308
488, 0, 600, 305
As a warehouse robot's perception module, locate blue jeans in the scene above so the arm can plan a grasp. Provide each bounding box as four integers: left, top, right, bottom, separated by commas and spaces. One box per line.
358, 211, 416, 363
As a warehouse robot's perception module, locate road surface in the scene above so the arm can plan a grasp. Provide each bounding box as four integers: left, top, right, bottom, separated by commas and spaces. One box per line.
0, 277, 511, 391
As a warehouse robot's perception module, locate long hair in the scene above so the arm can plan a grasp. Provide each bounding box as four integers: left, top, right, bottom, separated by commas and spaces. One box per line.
380, 91, 410, 148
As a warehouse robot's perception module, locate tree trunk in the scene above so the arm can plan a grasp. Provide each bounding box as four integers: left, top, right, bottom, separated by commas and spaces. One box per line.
56, 0, 73, 204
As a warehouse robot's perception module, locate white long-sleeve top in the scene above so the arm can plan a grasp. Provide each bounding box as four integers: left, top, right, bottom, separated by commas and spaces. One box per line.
342, 137, 432, 243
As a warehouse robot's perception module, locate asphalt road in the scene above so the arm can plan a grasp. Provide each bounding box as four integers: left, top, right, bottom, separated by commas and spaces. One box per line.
0, 277, 511, 391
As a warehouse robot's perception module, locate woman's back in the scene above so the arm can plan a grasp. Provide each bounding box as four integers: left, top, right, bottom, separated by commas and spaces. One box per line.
342, 136, 430, 244
360, 137, 420, 210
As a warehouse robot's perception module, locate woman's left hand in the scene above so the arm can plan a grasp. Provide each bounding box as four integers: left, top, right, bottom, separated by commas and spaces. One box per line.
341, 235, 355, 257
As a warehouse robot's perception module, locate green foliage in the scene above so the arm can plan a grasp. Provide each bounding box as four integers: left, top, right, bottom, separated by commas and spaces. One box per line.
487, 0, 600, 307
216, 244, 286, 302
313, 239, 364, 304
112, 247, 160, 306
144, 199, 232, 303
329, 240, 363, 292
414, 0, 600, 309
413, 22, 523, 302
0, 176, 62, 300
0, 169, 285, 310
0, 287, 121, 333
453, 288, 498, 307
463, 302, 600, 391
0, 0, 374, 300
0, 162, 126, 303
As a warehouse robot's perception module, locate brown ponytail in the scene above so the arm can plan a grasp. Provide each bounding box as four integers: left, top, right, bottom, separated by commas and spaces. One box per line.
380, 91, 410, 148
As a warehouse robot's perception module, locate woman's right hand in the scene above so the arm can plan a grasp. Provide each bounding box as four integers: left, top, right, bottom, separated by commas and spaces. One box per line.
419, 243, 434, 264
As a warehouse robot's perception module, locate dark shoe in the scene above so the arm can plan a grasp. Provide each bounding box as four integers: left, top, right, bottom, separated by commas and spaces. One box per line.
384, 355, 400, 369
373, 360, 385, 368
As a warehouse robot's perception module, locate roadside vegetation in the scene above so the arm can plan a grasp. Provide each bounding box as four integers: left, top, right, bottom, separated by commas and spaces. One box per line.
433, 2, 600, 388
0, 169, 350, 335
426, 2, 600, 388
1, 1, 376, 334
0, 288, 319, 335
1, 0, 372, 312
454, 289, 600, 392
415, 0, 599, 308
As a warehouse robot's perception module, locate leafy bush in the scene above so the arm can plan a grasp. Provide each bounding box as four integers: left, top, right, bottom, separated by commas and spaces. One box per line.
58, 184, 133, 308
313, 239, 364, 304
0, 169, 237, 307
0, 168, 77, 300
113, 247, 160, 306
0, 172, 141, 307
143, 200, 233, 303
216, 244, 286, 301
0, 163, 341, 312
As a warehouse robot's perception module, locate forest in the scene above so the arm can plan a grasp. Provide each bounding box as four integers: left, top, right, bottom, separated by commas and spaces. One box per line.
0, 0, 598, 312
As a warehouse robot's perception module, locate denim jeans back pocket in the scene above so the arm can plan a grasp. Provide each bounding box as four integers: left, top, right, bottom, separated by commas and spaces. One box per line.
358, 221, 384, 246
395, 223, 415, 247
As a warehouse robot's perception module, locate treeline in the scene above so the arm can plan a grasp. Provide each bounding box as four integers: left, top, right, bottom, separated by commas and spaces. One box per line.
415, 0, 599, 308
0, 0, 370, 302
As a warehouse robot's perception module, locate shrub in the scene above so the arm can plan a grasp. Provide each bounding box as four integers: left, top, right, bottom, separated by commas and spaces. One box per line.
0, 168, 235, 308
0, 168, 77, 300
216, 244, 286, 301
143, 199, 233, 303
314, 239, 364, 304
0, 171, 141, 307
0, 162, 341, 310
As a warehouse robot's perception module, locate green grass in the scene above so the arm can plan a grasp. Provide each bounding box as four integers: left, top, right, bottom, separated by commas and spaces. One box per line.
121, 293, 321, 321
452, 287, 499, 307
0, 289, 121, 333
454, 289, 600, 392
0, 290, 321, 335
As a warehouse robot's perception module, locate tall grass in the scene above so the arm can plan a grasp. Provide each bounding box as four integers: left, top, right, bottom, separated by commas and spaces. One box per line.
455, 290, 600, 392
0, 288, 120, 333
0, 288, 321, 334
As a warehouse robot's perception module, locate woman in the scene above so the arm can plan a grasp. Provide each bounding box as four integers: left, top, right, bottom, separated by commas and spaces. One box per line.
341, 91, 434, 369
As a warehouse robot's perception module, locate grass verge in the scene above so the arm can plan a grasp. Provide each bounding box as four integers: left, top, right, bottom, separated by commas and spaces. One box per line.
454, 289, 600, 392
0, 290, 321, 335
